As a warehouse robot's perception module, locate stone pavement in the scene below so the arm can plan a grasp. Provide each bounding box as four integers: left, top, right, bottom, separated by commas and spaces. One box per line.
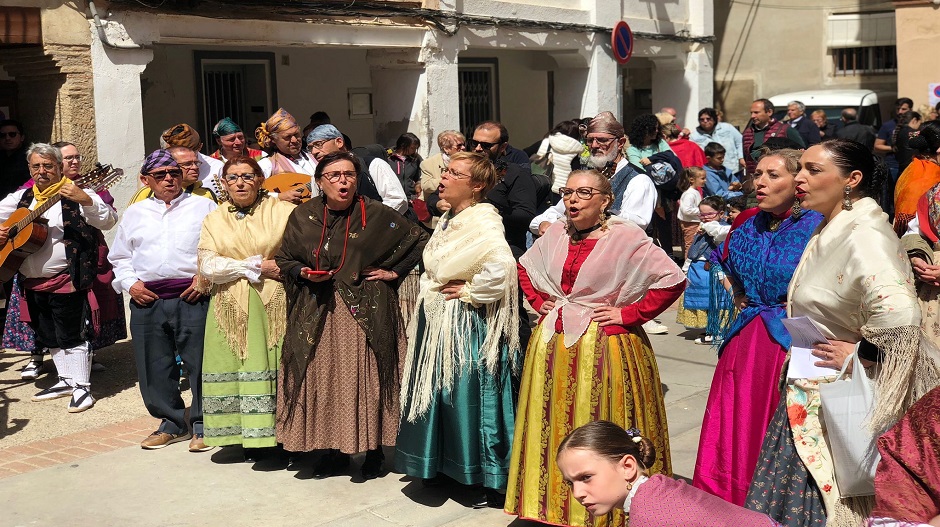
0, 313, 717, 527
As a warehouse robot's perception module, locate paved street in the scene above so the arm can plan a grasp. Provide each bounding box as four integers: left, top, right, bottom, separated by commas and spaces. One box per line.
0, 311, 717, 527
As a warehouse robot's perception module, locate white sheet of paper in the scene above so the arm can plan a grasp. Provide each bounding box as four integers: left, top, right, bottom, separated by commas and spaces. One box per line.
782, 317, 836, 379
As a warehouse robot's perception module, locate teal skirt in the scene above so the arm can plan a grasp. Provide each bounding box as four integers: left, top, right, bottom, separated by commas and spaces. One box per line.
395, 305, 516, 490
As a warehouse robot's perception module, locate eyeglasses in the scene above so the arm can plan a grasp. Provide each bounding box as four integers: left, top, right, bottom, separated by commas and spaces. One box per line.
29, 163, 58, 172
146, 169, 184, 180
178, 160, 203, 169
471, 139, 502, 150
587, 136, 617, 147
222, 173, 258, 183
442, 167, 472, 179
1, 131, 20, 139
63, 154, 83, 163
559, 186, 604, 200
321, 170, 357, 182
308, 139, 334, 151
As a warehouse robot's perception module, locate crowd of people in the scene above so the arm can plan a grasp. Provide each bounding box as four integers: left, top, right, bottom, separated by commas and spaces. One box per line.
1, 93, 940, 527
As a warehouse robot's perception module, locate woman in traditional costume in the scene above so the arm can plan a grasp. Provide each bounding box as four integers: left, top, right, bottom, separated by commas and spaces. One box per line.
555, 421, 782, 527
892, 121, 940, 236
210, 117, 263, 163
196, 156, 294, 456
693, 149, 823, 506
256, 108, 317, 178
746, 139, 940, 526
275, 151, 427, 479
395, 151, 520, 508
505, 169, 685, 527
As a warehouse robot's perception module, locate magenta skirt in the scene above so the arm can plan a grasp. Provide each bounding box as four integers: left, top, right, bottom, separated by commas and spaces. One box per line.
692, 317, 787, 506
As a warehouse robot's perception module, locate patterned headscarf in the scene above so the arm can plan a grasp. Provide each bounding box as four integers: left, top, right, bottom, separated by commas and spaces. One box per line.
140, 149, 179, 174
922, 182, 940, 243
212, 117, 242, 139
161, 123, 201, 150
587, 111, 625, 138
255, 108, 297, 150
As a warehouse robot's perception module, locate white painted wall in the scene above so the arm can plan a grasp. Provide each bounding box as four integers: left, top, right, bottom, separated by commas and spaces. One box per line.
141, 45, 378, 153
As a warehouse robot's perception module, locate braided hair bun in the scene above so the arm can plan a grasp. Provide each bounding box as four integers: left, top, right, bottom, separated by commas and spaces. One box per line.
557, 421, 658, 471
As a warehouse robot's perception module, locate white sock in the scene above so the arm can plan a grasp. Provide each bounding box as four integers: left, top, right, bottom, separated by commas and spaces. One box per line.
63, 342, 92, 387
48, 348, 68, 384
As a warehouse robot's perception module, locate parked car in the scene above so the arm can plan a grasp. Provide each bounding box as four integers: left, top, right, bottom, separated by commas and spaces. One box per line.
769, 89, 882, 131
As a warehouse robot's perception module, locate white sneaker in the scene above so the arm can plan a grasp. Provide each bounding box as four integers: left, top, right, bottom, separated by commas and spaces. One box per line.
68, 386, 95, 413
32, 378, 74, 401
20, 356, 45, 380
642, 320, 669, 335
694, 335, 714, 345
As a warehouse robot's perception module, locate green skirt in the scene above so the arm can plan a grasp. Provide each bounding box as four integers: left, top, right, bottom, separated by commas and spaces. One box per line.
202, 289, 281, 448
395, 306, 516, 490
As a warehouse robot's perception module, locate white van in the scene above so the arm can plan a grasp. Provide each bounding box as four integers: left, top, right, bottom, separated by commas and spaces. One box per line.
769, 89, 882, 130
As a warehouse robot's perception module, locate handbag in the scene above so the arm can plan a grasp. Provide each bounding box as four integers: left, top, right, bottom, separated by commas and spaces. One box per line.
818, 350, 880, 496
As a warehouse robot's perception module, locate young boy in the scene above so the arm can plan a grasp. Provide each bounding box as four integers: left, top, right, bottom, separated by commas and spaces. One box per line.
703, 143, 743, 199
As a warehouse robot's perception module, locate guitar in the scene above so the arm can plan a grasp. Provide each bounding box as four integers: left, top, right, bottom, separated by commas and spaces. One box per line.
0, 163, 124, 282
262, 172, 314, 202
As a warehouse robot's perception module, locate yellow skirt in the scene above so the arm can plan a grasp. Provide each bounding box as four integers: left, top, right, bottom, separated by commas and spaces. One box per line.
504, 321, 672, 527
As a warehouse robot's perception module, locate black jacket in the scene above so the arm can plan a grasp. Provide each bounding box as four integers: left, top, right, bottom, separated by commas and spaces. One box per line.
835, 122, 876, 152
427, 162, 537, 259
790, 117, 821, 146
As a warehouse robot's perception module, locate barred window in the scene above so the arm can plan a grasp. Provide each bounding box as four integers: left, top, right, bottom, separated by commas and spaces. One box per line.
832, 45, 897, 75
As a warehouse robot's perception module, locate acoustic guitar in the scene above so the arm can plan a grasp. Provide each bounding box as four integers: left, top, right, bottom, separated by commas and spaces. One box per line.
262, 172, 314, 202
0, 163, 124, 282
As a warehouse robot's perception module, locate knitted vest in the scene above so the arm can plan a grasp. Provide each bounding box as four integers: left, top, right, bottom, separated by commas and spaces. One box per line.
742, 119, 790, 174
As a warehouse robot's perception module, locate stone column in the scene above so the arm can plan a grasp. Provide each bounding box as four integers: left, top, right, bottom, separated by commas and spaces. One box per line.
90, 27, 153, 211
419, 34, 460, 157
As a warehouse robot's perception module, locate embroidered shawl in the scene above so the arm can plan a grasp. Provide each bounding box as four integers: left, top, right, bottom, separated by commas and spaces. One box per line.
400, 203, 519, 421
197, 195, 295, 359
519, 217, 686, 348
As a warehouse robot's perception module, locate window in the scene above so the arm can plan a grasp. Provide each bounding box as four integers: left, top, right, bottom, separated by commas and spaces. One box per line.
194, 51, 277, 154
458, 59, 499, 139
832, 45, 897, 75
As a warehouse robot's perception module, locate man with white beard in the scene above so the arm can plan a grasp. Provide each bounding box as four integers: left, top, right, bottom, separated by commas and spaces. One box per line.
528, 112, 668, 335
530, 111, 657, 233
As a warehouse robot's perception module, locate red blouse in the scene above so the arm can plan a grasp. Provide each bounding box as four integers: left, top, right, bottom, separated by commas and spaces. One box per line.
518, 238, 685, 336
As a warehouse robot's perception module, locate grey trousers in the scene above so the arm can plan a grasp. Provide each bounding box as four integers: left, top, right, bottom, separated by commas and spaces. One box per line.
130, 297, 208, 436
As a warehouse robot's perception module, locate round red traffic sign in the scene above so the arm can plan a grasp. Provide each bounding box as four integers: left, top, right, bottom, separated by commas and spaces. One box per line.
612, 21, 634, 65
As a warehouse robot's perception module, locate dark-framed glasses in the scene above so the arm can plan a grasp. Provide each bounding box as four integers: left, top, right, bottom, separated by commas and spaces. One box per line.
442, 167, 471, 179
146, 168, 184, 181
1, 131, 20, 139
470, 139, 502, 150
559, 186, 603, 200
587, 136, 617, 147
222, 173, 258, 183
321, 170, 357, 182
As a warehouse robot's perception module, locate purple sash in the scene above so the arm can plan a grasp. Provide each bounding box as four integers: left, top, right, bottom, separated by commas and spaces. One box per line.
144, 278, 192, 300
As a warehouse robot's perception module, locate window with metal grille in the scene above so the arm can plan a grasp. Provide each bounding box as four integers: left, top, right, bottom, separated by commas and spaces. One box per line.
194, 51, 278, 155
832, 46, 897, 76
458, 59, 499, 139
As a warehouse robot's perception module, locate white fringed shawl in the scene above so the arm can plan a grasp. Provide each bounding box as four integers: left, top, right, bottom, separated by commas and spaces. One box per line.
519, 217, 687, 348
400, 203, 519, 422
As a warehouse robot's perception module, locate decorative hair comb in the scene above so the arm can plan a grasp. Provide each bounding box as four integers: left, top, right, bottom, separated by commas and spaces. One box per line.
625, 428, 643, 443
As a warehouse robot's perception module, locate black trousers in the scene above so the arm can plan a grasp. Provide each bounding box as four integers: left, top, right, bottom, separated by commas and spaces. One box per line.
129, 296, 209, 435
24, 289, 88, 349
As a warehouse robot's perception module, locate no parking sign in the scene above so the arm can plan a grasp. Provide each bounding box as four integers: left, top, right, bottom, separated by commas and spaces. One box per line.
612, 21, 634, 65
930, 83, 940, 107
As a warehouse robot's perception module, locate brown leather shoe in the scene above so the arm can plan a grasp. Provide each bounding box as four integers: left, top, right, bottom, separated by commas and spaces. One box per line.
188, 433, 214, 453
140, 430, 192, 450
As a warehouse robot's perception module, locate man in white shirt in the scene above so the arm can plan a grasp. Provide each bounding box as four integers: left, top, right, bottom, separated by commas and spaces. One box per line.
306, 125, 409, 214
160, 123, 224, 195
109, 149, 218, 452
531, 111, 658, 233
0, 143, 117, 412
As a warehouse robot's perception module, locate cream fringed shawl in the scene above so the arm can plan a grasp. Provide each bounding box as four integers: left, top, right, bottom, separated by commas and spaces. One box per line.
401, 203, 519, 422
197, 196, 296, 359
787, 197, 940, 526
519, 217, 687, 348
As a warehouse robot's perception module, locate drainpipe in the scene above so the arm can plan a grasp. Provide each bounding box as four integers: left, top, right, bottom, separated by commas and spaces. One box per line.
88, 0, 142, 50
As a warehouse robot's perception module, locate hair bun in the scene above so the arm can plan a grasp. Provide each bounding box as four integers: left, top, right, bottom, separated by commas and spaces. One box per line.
637, 437, 657, 468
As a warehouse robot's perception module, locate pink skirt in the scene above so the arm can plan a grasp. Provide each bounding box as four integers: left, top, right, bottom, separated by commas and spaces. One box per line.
692, 317, 786, 506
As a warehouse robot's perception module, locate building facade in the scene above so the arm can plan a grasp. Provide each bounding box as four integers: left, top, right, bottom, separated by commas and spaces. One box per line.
1, 1, 714, 209
712, 0, 898, 129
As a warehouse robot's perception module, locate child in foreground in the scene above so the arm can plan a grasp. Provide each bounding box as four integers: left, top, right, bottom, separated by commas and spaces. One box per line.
555, 421, 781, 527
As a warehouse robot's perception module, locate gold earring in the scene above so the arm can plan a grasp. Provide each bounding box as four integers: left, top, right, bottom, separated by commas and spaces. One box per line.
600, 210, 610, 229
791, 197, 802, 216
842, 185, 853, 211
